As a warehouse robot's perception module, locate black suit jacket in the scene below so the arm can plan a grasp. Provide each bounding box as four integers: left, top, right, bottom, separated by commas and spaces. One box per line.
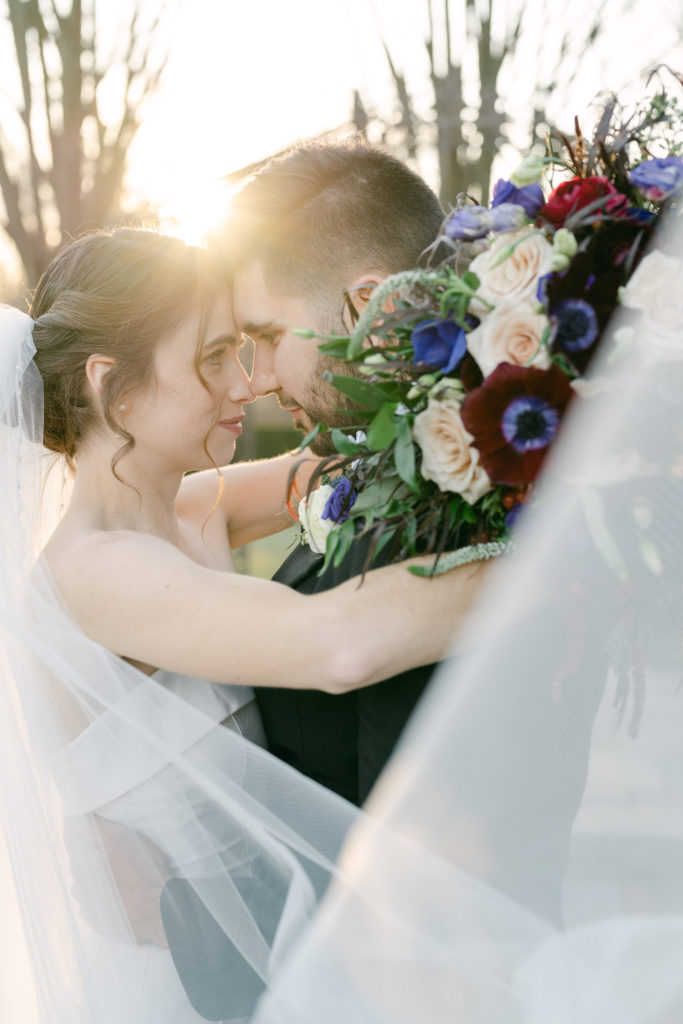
256, 537, 437, 806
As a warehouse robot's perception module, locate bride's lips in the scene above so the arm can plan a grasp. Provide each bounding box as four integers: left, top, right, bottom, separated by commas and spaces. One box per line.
218, 416, 245, 435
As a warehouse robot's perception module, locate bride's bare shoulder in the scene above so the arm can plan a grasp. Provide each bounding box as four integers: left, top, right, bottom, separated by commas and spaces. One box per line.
43, 526, 187, 589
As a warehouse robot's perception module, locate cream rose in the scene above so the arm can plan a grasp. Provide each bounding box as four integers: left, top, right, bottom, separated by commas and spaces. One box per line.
620, 250, 683, 359
469, 229, 554, 309
299, 483, 335, 554
466, 299, 551, 377
413, 397, 492, 503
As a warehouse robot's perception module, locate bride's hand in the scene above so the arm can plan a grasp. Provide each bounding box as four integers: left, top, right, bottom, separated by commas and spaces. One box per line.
177, 449, 322, 548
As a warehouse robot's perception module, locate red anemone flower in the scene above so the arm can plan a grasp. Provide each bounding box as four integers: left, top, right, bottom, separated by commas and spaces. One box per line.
461, 363, 574, 487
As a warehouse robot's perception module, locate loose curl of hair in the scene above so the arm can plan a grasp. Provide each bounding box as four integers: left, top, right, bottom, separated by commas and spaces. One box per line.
30, 228, 226, 478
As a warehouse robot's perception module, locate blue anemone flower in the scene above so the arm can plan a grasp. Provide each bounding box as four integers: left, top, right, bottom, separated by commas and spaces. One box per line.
501, 395, 560, 453
411, 318, 467, 374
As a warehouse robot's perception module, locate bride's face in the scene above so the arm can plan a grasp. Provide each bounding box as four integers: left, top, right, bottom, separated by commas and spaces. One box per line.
123, 297, 254, 471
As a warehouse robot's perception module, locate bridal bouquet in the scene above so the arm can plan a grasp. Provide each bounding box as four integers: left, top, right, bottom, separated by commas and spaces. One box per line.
296, 83, 683, 574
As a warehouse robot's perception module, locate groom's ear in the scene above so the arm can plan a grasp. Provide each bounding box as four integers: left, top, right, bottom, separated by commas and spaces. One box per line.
348, 273, 385, 310
345, 273, 395, 345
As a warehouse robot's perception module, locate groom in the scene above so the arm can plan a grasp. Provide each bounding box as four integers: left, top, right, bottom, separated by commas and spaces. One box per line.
161, 143, 457, 1017
228, 139, 449, 807
162, 142, 602, 1017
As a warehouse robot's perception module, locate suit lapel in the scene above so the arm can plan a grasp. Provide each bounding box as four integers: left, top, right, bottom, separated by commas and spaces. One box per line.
272, 543, 323, 589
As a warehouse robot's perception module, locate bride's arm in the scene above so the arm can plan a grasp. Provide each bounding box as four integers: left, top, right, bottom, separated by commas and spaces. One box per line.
58, 531, 488, 693
177, 450, 320, 547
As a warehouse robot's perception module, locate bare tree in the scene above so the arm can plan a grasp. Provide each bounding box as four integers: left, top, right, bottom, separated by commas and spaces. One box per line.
0, 0, 171, 286
357, 0, 616, 207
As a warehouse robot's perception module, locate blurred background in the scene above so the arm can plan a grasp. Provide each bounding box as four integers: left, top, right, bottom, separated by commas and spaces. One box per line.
1, 0, 681, 573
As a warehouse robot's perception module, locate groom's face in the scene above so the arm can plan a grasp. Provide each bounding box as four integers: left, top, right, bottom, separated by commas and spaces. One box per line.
232, 261, 355, 455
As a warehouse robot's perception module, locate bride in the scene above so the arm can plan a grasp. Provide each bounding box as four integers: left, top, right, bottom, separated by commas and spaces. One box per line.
6, 214, 682, 1024
0, 226, 486, 1023
35, 228, 480, 692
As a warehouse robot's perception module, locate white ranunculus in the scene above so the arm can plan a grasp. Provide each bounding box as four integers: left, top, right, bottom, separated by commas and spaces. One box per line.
469, 229, 554, 310
466, 299, 551, 377
413, 397, 492, 504
620, 250, 683, 359
299, 484, 335, 554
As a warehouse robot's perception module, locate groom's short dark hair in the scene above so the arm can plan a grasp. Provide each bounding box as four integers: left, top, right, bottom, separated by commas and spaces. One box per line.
222, 138, 445, 302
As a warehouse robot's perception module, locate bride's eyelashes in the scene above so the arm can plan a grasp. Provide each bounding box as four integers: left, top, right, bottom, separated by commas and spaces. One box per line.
203, 337, 247, 368
204, 347, 227, 367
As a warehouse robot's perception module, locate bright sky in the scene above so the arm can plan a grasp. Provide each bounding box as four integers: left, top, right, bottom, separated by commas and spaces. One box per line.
0, 0, 682, 272
124, 0, 683, 244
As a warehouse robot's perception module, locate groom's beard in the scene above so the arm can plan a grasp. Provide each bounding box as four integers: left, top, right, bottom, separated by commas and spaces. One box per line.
290, 352, 365, 457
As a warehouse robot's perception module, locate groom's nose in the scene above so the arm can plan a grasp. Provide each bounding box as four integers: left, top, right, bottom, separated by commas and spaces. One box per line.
250, 344, 279, 397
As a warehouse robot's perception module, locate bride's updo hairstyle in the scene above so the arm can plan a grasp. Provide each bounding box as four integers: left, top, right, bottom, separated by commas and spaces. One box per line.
30, 227, 223, 468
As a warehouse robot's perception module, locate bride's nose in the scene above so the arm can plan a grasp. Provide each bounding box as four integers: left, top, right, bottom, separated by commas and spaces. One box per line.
229, 362, 256, 404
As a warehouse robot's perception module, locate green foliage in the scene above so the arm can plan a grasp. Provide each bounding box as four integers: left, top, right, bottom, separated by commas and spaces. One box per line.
394, 417, 418, 489
366, 404, 398, 450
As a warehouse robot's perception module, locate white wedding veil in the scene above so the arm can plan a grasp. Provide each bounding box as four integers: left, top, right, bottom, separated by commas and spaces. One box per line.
249, 211, 683, 1022
1, 206, 682, 1024
0, 307, 359, 1021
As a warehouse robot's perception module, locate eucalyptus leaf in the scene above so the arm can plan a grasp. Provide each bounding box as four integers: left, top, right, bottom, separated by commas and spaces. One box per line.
352, 478, 405, 514
318, 338, 354, 359
366, 403, 398, 450
395, 417, 418, 489
364, 527, 395, 567
404, 514, 417, 549
319, 526, 340, 576
330, 428, 364, 457
333, 519, 357, 568
324, 373, 387, 410
459, 503, 478, 524
297, 423, 322, 451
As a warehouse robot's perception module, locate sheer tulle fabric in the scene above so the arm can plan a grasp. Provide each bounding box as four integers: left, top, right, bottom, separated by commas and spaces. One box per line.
1, 209, 682, 1023
0, 310, 357, 1022
251, 219, 683, 1022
